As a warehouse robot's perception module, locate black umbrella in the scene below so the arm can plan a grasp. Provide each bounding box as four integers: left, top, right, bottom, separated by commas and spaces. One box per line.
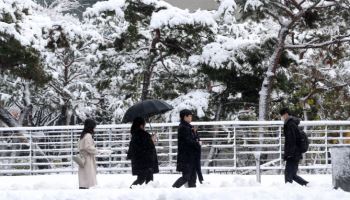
122, 99, 173, 123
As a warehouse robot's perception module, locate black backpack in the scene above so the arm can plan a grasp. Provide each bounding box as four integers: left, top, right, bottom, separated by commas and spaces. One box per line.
297, 128, 309, 153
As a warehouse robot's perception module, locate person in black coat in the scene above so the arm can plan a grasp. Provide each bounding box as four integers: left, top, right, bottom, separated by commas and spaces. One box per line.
280, 108, 308, 186
127, 117, 159, 187
172, 109, 201, 188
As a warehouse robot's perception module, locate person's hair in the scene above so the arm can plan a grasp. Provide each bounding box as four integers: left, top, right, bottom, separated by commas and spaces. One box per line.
80, 119, 97, 139
180, 109, 193, 121
131, 117, 146, 134
279, 107, 290, 116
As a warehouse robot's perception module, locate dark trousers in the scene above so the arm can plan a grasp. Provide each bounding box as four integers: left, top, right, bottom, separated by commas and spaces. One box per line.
285, 158, 308, 186
131, 171, 153, 187
172, 165, 197, 188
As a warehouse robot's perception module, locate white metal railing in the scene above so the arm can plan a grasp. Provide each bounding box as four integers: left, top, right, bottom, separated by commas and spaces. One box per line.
0, 121, 350, 175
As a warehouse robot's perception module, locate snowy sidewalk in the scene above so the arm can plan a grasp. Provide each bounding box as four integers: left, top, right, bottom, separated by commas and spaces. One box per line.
1, 174, 349, 200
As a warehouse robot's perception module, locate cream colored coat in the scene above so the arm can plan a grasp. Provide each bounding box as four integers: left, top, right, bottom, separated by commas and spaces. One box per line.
78, 133, 97, 188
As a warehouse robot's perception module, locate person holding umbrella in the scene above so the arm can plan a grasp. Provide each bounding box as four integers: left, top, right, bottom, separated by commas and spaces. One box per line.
172, 109, 201, 188
123, 99, 172, 187
127, 117, 159, 187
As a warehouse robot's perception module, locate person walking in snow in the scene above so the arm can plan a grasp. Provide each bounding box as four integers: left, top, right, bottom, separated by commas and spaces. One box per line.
78, 119, 98, 189
172, 109, 201, 188
280, 108, 308, 186
127, 117, 159, 187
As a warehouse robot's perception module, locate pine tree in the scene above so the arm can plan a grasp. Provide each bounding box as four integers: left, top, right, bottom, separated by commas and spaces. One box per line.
84, 0, 216, 122
237, 0, 350, 120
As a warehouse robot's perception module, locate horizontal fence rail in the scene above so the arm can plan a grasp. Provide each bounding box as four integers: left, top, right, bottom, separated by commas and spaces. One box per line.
0, 121, 350, 175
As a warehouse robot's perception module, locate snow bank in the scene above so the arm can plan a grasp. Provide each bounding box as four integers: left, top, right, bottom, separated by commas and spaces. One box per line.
0, 174, 349, 200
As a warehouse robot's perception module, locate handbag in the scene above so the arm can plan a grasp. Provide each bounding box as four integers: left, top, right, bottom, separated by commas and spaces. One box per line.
73, 154, 85, 168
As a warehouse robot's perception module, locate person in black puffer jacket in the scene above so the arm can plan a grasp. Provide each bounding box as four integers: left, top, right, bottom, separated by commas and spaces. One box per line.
127, 117, 159, 187
280, 108, 308, 186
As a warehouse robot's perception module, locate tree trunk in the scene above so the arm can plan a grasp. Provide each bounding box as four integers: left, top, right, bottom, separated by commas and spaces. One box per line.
258, 28, 289, 120
18, 82, 33, 126
57, 104, 71, 125
0, 107, 19, 127
204, 101, 222, 168
141, 54, 156, 101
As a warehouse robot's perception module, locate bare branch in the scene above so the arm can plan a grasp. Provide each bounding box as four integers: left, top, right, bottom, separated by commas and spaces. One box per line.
158, 52, 184, 84
68, 74, 85, 83
307, 0, 323, 10
270, 2, 295, 18
288, 0, 303, 10
285, 36, 350, 49
299, 0, 307, 5
18, 105, 33, 126
264, 8, 283, 25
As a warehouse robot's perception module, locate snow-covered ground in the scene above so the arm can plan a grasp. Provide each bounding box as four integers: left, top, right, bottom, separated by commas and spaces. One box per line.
0, 174, 349, 200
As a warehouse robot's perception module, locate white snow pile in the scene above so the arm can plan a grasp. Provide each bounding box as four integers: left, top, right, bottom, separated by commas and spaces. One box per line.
165, 90, 210, 122
150, 7, 217, 29
215, 0, 237, 23
192, 35, 259, 69
0, 174, 350, 200
0, 0, 50, 49
244, 0, 263, 11
342, 61, 350, 77
84, 0, 126, 18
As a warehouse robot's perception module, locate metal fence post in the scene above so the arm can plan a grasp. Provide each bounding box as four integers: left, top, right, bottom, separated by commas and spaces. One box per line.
71, 129, 74, 174
279, 126, 282, 173
233, 127, 237, 170
340, 126, 343, 144
254, 152, 261, 183
169, 126, 172, 172
325, 126, 329, 166
29, 130, 33, 175
109, 129, 112, 171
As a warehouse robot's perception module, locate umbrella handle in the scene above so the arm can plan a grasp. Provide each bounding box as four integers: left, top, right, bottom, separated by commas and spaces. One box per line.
147, 119, 158, 143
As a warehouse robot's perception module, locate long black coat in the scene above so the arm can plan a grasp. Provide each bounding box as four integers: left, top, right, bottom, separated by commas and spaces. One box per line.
193, 131, 203, 182
283, 116, 302, 161
176, 121, 201, 172
127, 129, 159, 175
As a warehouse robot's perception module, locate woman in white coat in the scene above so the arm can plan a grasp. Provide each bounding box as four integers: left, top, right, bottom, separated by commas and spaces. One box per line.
78, 119, 98, 189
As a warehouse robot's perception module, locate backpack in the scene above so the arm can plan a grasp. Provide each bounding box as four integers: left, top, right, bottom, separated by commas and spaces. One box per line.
297, 128, 309, 153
